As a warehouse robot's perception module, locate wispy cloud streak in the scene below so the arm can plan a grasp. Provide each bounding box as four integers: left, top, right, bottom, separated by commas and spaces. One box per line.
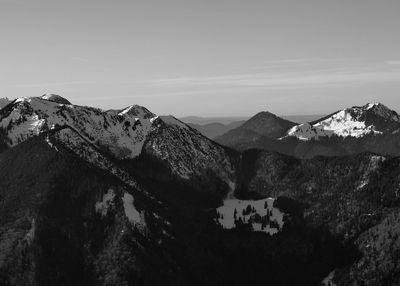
136, 62, 400, 90
11, 80, 97, 88
8, 60, 400, 95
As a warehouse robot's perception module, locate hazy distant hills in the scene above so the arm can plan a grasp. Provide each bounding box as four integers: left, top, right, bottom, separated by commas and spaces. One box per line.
185, 121, 245, 139
181, 114, 324, 139
213, 112, 296, 152
180, 116, 249, 125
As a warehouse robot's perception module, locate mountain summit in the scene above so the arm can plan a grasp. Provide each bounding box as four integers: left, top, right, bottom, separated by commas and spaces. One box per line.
285, 102, 400, 141
239, 111, 296, 138
214, 110, 296, 150
214, 102, 400, 159
0, 94, 235, 184
40, 93, 72, 105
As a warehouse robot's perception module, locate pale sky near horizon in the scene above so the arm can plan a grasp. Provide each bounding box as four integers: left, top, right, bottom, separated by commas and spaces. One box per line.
1, 0, 400, 116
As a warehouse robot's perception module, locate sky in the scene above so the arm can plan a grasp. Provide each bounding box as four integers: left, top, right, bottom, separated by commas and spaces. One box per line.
1, 0, 400, 117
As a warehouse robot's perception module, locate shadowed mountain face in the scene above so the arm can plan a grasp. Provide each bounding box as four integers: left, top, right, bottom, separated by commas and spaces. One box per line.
179, 116, 249, 125
214, 111, 296, 150
238, 111, 297, 138
1, 96, 400, 285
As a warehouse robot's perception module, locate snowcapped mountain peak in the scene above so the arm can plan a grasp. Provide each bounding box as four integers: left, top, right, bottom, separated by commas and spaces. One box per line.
40, 94, 71, 105
118, 104, 156, 119
0, 97, 161, 159
345, 102, 395, 118
284, 102, 400, 141
360, 102, 400, 122
364, 102, 381, 110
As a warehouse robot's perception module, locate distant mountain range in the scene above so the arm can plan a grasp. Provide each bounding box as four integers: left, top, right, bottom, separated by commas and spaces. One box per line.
180, 116, 249, 125
214, 102, 400, 158
185, 121, 246, 139
181, 114, 324, 139
1, 95, 400, 285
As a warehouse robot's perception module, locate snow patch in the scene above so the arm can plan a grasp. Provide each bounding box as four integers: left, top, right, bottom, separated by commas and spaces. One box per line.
95, 189, 115, 216
285, 109, 382, 141
45, 135, 58, 151
122, 192, 143, 225
14, 97, 28, 103
118, 105, 155, 119
150, 116, 159, 124
40, 94, 71, 105
366, 103, 379, 110
357, 179, 369, 191
217, 198, 284, 235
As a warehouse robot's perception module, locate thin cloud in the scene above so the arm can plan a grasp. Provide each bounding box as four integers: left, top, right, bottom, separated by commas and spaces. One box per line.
135, 62, 400, 91
8, 61, 400, 96
12, 80, 97, 88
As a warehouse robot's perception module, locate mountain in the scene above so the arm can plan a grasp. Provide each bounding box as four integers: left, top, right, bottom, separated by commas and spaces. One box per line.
0, 129, 357, 286
2, 95, 400, 285
179, 116, 249, 125
0, 95, 236, 190
182, 115, 323, 140
214, 111, 296, 152
0, 133, 175, 286
284, 103, 400, 141
215, 103, 400, 159
40, 93, 72, 105
186, 121, 245, 139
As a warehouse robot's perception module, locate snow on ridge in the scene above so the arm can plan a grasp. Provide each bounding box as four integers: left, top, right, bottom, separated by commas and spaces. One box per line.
217, 198, 284, 235
365, 102, 380, 110
118, 104, 156, 119
0, 97, 160, 159
40, 94, 71, 105
284, 107, 383, 141
315, 109, 379, 137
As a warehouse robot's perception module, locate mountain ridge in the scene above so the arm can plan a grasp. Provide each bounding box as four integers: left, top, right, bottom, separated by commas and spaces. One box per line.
1, 95, 400, 285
